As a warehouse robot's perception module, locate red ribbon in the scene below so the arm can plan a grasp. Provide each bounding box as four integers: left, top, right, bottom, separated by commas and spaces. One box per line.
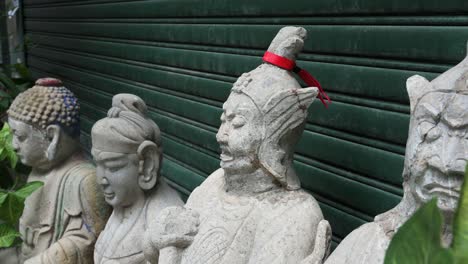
263, 51, 331, 107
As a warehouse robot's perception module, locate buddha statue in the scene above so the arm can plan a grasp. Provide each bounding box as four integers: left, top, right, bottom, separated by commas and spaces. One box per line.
143, 26, 332, 264
325, 43, 468, 264
91, 93, 184, 263
5, 77, 110, 264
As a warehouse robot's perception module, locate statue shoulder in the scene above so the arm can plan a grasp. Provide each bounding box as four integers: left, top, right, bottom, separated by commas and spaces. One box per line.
325, 222, 389, 264
145, 180, 184, 221
186, 168, 224, 207
200, 168, 225, 189
266, 189, 321, 217
264, 190, 323, 229
62, 159, 111, 235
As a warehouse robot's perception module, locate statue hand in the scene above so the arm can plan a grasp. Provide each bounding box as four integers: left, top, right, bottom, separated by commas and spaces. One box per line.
23, 256, 40, 264
143, 206, 199, 263
301, 220, 332, 264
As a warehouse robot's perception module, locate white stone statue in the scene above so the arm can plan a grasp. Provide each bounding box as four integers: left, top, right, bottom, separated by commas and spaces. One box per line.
91, 93, 184, 264
5, 78, 110, 264
143, 26, 332, 264
325, 43, 468, 264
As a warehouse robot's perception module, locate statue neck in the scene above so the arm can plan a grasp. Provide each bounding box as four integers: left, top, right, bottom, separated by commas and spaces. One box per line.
391, 193, 454, 246
31, 149, 81, 176
224, 168, 280, 196
113, 196, 147, 223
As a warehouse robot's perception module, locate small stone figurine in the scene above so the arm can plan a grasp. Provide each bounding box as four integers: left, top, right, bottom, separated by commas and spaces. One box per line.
91, 94, 183, 263
325, 43, 468, 264
143, 26, 332, 264
6, 78, 110, 264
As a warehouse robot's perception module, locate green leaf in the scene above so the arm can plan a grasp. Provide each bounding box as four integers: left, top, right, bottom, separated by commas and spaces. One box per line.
0, 182, 43, 225
13, 64, 32, 82
6, 150, 17, 169
0, 192, 7, 206
14, 181, 43, 200
0, 72, 16, 91
0, 123, 17, 168
384, 198, 454, 264
0, 98, 10, 110
15, 83, 30, 93
0, 148, 6, 161
0, 90, 11, 98
452, 165, 468, 263
0, 192, 24, 225
0, 72, 18, 95
0, 223, 20, 248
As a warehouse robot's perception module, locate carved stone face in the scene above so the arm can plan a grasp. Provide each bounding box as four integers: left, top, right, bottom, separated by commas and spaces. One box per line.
9, 117, 49, 168
408, 92, 468, 214
216, 93, 263, 175
92, 150, 145, 208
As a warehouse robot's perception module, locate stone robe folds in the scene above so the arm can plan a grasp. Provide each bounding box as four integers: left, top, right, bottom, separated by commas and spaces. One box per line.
19, 154, 109, 264
94, 180, 183, 264
179, 169, 323, 264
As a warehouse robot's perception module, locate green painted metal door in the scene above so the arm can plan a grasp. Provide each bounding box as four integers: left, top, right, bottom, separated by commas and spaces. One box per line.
22, 0, 468, 247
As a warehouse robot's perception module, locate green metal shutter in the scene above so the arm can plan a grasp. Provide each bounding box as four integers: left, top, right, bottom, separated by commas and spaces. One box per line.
22, 0, 468, 248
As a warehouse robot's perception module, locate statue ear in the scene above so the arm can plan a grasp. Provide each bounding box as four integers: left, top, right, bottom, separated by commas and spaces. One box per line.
137, 140, 159, 190
45, 125, 61, 161
406, 75, 431, 113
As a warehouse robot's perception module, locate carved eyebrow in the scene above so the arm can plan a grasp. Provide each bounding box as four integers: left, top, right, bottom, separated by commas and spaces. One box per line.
92, 150, 127, 162
416, 103, 440, 120
226, 111, 235, 119
102, 158, 129, 168
442, 113, 468, 129
234, 107, 251, 116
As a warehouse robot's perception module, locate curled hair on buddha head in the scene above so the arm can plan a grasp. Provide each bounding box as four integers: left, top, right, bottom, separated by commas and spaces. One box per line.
7, 77, 81, 138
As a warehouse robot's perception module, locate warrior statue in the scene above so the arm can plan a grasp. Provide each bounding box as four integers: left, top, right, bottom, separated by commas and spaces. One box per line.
325, 42, 468, 264
143, 26, 332, 264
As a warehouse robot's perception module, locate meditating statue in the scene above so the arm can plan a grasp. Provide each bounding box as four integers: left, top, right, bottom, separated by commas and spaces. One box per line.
143, 26, 332, 264
325, 43, 468, 264
91, 93, 184, 263
6, 77, 110, 264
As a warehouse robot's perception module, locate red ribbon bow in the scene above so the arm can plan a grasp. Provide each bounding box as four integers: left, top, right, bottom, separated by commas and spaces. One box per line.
263, 51, 331, 107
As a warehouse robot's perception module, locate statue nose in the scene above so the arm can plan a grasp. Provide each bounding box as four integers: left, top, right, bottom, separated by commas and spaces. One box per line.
216, 125, 229, 144
101, 177, 110, 187
430, 136, 467, 174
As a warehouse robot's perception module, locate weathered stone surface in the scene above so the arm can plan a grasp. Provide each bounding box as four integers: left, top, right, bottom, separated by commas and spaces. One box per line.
325, 42, 468, 264
144, 26, 331, 264
91, 93, 183, 264
5, 78, 110, 264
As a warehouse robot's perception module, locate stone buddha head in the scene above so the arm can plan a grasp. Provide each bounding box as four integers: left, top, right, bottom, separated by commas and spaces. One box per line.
7, 78, 81, 170
402, 43, 468, 219
91, 94, 162, 208
216, 27, 318, 190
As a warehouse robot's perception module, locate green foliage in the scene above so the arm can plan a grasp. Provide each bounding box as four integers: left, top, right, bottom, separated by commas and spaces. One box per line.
452, 165, 468, 263
0, 63, 33, 114
0, 65, 38, 248
384, 166, 468, 264
0, 181, 43, 248
0, 123, 17, 169
0, 223, 20, 248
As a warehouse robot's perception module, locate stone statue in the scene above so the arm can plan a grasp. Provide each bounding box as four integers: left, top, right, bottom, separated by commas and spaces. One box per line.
325, 43, 468, 264
143, 26, 332, 264
5, 78, 110, 264
91, 93, 184, 263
